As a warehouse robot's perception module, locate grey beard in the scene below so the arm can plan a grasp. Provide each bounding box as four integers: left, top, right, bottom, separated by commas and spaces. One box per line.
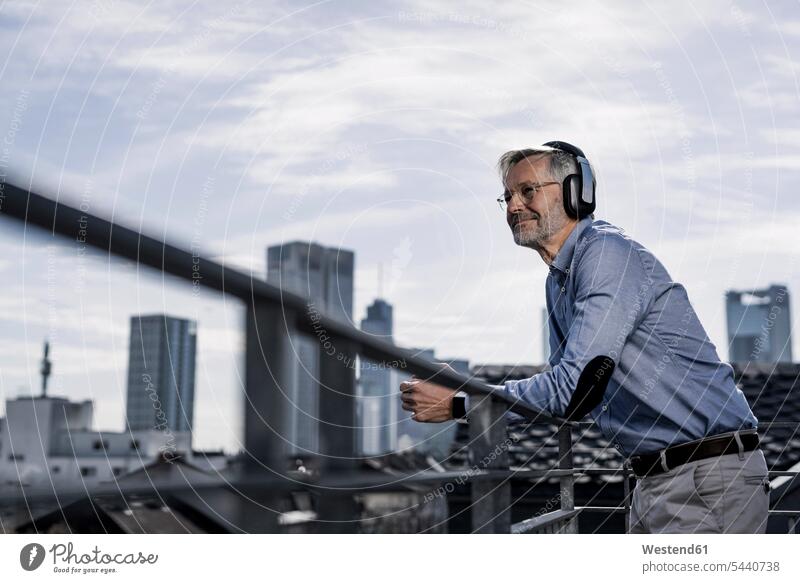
513, 212, 570, 249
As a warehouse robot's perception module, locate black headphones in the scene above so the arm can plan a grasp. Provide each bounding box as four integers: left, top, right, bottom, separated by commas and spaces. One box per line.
541, 141, 596, 220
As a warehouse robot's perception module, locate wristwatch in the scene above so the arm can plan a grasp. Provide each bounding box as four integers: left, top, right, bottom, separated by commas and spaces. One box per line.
451, 391, 467, 420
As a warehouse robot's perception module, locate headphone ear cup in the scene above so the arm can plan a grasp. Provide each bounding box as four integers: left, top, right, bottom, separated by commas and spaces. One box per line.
571, 176, 581, 215
562, 175, 579, 219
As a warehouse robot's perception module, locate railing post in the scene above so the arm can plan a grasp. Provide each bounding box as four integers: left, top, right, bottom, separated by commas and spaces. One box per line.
557, 424, 577, 533
315, 334, 359, 532
468, 396, 511, 533
623, 460, 632, 534
240, 301, 292, 533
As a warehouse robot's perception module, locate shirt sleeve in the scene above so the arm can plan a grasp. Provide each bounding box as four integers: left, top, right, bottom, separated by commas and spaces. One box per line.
501, 234, 655, 419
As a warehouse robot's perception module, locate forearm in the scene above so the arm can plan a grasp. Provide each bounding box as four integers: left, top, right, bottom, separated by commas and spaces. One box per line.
461, 383, 534, 424
466, 354, 616, 423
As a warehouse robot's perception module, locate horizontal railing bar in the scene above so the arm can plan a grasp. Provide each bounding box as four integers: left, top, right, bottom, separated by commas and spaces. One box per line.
511, 509, 578, 534
575, 421, 800, 429
3, 464, 794, 504
572, 467, 800, 477
577, 506, 800, 516
0, 478, 285, 506
1, 463, 794, 505
0, 467, 580, 505
294, 468, 575, 491
574, 468, 628, 475
3, 477, 797, 520
577, 505, 627, 514
0, 181, 561, 423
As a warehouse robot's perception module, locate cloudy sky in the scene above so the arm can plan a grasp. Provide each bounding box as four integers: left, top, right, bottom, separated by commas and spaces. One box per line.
1, 0, 798, 451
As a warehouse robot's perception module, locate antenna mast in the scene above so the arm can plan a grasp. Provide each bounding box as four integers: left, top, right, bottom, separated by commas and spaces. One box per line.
40, 341, 52, 398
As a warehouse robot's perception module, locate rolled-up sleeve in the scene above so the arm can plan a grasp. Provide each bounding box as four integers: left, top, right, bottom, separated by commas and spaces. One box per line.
502, 235, 655, 419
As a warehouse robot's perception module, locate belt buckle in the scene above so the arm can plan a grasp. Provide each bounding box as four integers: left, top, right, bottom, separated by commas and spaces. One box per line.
659, 449, 670, 473
630, 455, 654, 478
631, 448, 671, 478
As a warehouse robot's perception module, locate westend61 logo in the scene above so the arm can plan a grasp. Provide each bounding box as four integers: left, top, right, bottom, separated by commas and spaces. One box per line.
19, 542, 158, 574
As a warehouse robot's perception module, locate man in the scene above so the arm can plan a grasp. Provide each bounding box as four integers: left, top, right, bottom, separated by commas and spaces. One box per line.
400, 141, 769, 534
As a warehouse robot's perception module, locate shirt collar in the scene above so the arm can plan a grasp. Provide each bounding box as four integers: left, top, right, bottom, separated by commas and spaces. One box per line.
550, 217, 592, 275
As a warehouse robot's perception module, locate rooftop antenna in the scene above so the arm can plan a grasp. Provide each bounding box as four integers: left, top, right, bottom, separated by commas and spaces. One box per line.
377, 263, 383, 299
40, 340, 52, 398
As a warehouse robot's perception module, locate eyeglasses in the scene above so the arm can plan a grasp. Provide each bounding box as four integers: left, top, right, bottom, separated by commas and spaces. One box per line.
496, 181, 559, 211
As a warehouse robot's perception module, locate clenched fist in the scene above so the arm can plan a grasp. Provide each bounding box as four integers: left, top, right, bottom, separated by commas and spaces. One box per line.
399, 363, 458, 423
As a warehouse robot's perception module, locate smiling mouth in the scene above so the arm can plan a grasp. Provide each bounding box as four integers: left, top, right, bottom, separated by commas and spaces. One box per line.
513, 217, 538, 227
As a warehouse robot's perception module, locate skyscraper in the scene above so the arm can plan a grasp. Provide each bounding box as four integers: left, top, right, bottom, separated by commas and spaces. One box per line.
359, 298, 397, 455
267, 242, 354, 322
266, 242, 355, 455
726, 284, 793, 363
125, 315, 197, 434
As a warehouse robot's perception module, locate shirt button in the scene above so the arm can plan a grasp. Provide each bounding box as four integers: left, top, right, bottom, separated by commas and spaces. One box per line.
601, 404, 608, 412
560, 286, 565, 292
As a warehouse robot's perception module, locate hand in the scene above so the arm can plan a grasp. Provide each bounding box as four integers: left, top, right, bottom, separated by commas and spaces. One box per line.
399, 362, 457, 423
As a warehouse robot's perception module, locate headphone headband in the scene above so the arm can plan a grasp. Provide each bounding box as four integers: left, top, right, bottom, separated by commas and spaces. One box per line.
541, 140, 587, 159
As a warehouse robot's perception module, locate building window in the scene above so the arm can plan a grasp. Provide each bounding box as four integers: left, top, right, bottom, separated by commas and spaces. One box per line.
112, 467, 123, 476
130, 439, 139, 450
93, 439, 108, 450
8, 453, 24, 462
80, 467, 97, 477
51, 466, 61, 474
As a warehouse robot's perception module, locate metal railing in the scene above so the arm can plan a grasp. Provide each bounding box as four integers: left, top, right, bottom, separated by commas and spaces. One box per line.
574, 420, 800, 534
0, 181, 574, 533
1, 180, 798, 534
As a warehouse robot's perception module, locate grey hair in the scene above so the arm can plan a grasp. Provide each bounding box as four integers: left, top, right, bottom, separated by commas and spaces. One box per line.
497, 146, 576, 185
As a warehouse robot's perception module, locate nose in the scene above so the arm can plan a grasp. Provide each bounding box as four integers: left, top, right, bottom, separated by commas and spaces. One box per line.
506, 191, 526, 215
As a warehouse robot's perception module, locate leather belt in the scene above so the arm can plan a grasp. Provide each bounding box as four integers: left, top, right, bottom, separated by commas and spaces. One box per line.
630, 432, 760, 478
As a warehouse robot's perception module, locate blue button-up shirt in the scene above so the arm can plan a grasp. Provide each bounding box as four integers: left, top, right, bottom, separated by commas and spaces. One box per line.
500, 217, 757, 456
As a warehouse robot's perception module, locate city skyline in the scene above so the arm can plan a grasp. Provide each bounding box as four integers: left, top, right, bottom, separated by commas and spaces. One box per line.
0, 252, 794, 453
0, 340, 201, 489
2, 2, 800, 455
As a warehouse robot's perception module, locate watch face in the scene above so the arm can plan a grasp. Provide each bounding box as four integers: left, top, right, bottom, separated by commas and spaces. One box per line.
452, 394, 467, 419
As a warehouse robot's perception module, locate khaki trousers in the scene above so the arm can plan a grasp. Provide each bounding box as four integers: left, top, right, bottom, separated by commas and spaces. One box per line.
628, 448, 769, 534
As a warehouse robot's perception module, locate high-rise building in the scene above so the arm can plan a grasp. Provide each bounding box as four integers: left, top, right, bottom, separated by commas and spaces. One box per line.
359, 298, 397, 455
726, 284, 793, 363
361, 298, 393, 339
266, 242, 355, 455
267, 242, 354, 321
125, 315, 197, 434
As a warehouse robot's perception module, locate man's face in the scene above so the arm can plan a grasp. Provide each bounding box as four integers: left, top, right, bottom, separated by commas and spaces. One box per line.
504, 155, 571, 249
